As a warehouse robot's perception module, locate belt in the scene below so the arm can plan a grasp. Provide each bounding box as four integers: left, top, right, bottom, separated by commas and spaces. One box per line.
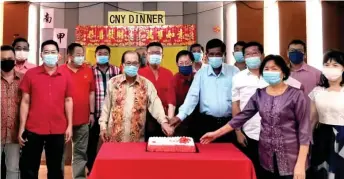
201, 113, 232, 125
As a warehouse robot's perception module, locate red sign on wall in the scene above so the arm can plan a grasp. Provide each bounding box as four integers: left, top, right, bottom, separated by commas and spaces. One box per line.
75, 25, 196, 46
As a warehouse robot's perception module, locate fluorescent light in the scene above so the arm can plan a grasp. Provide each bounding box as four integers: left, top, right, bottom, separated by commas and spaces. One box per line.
28, 3, 39, 65
264, 0, 280, 55
306, 0, 323, 70
225, 2, 237, 65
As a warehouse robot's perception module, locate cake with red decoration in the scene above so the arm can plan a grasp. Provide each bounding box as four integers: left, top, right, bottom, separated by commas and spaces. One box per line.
147, 137, 196, 153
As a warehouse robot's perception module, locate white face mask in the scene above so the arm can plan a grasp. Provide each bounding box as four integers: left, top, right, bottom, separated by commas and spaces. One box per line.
322, 67, 343, 81
15, 51, 29, 61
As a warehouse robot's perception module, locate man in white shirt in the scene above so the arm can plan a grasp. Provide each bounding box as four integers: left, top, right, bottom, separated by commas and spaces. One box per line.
232, 42, 302, 179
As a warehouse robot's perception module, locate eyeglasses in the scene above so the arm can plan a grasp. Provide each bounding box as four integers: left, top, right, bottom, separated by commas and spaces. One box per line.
207, 52, 223, 57
177, 62, 193, 66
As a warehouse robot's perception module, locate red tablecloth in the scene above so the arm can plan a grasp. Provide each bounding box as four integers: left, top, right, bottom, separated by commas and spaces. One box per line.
89, 143, 256, 179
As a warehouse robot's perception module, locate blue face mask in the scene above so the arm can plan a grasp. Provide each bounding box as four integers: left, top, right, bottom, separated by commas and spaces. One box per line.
263, 71, 282, 85
245, 56, 261, 69
233, 52, 244, 63
149, 54, 162, 65
96, 55, 109, 65
73, 56, 85, 66
289, 51, 304, 64
140, 56, 146, 66
43, 54, 58, 67
124, 65, 139, 77
193, 52, 202, 63
179, 65, 193, 76
208, 57, 223, 68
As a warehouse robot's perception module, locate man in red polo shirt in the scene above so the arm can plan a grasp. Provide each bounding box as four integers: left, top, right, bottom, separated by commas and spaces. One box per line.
138, 42, 173, 139
60, 43, 95, 179
18, 40, 73, 179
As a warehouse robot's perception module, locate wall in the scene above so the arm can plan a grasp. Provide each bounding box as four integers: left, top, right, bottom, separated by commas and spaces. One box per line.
3, 2, 29, 44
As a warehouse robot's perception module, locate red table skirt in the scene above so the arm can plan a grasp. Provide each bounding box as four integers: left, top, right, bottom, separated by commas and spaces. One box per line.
89, 143, 256, 179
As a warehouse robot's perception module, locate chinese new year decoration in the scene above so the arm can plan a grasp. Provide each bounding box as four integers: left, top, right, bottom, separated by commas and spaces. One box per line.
75, 25, 196, 47
213, 26, 220, 33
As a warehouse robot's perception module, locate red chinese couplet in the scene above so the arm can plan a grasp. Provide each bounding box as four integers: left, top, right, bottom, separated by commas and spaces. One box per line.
75, 25, 196, 47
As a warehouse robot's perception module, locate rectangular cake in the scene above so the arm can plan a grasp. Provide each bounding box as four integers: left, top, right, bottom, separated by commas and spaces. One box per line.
147, 137, 196, 153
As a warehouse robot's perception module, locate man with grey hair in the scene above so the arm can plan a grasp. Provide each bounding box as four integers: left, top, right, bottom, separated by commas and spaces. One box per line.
135, 47, 147, 68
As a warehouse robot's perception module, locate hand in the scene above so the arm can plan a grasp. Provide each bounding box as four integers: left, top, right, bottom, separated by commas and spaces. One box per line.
200, 131, 218, 144
293, 162, 306, 179
18, 128, 26, 147
235, 130, 248, 147
65, 126, 72, 143
161, 122, 174, 136
170, 116, 181, 127
100, 129, 109, 142
89, 114, 95, 127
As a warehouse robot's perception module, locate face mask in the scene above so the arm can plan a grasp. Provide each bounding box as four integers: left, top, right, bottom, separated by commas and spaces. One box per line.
193, 53, 202, 63
322, 67, 343, 81
124, 65, 139, 77
208, 57, 223, 68
263, 71, 282, 85
179, 65, 193, 76
233, 52, 244, 63
73, 56, 85, 66
289, 51, 304, 64
96, 56, 109, 65
140, 56, 146, 66
1, 60, 15, 72
43, 54, 58, 67
245, 57, 261, 69
149, 54, 162, 65
15, 50, 29, 61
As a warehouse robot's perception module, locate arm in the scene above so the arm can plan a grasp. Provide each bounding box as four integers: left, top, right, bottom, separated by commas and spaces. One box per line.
19, 93, 30, 132
213, 91, 259, 138
176, 71, 201, 121
65, 97, 73, 127
147, 81, 168, 124
99, 81, 112, 131
310, 101, 319, 131
294, 91, 311, 166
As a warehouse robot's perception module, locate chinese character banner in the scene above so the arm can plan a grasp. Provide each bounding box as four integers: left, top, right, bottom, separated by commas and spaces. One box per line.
75, 25, 196, 47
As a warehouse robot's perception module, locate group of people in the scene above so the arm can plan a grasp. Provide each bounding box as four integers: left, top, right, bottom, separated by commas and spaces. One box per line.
0, 36, 343, 179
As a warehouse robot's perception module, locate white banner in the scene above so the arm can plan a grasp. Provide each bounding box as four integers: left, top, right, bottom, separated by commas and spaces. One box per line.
42, 8, 54, 28
53, 28, 68, 49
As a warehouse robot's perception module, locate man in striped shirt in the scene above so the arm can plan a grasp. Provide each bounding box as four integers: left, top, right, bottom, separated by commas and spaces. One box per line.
86, 45, 120, 174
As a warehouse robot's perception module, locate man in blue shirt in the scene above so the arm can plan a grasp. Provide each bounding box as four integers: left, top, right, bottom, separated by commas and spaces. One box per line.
170, 38, 240, 142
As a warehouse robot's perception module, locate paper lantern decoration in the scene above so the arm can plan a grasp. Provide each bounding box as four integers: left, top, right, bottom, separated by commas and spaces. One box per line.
213, 26, 220, 33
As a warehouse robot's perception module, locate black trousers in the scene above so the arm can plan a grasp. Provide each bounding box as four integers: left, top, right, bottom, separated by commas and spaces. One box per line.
1, 150, 6, 178
194, 113, 235, 143
19, 130, 65, 179
86, 117, 100, 173
144, 112, 165, 141
236, 132, 262, 179
261, 155, 294, 179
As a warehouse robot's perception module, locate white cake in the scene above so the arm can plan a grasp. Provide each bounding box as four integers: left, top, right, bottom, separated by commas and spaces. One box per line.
147, 136, 196, 153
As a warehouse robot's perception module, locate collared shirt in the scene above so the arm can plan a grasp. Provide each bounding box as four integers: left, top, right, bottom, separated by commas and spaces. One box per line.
290, 63, 321, 95
61, 64, 95, 126
99, 74, 167, 142
138, 66, 174, 112
1, 71, 22, 143
14, 61, 36, 74
177, 64, 240, 121
232, 69, 304, 140
168, 72, 195, 108
19, 66, 74, 135
229, 87, 311, 176
93, 65, 121, 119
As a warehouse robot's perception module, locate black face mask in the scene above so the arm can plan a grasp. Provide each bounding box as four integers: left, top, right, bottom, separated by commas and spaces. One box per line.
1, 59, 15, 72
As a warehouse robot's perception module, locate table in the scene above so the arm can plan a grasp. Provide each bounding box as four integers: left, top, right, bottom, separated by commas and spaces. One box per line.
89, 143, 256, 179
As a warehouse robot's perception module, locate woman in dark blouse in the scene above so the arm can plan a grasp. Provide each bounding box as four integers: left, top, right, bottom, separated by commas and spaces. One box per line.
201, 55, 311, 179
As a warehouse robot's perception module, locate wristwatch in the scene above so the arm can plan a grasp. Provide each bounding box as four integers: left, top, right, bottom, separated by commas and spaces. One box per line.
90, 112, 95, 115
